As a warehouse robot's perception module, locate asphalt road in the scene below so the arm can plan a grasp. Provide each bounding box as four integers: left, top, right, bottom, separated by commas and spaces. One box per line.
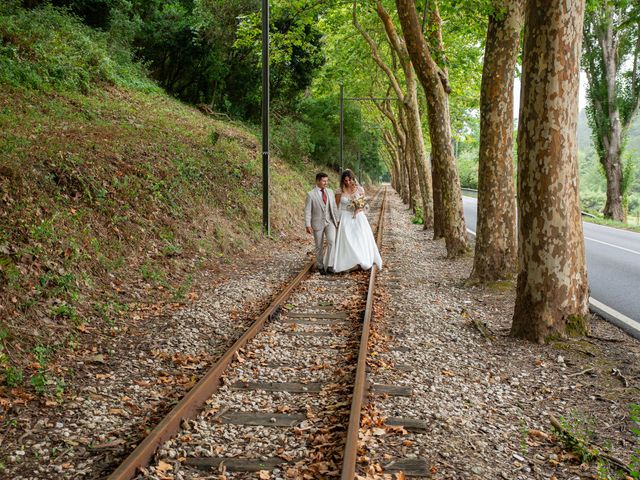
462, 196, 640, 335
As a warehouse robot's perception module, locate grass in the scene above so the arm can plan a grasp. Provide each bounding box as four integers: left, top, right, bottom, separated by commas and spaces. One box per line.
0, 4, 316, 395
582, 215, 640, 234
0, 84, 312, 392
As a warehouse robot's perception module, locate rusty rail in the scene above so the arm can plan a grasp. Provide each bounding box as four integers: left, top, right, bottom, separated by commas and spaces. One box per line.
341, 186, 387, 480
108, 258, 314, 480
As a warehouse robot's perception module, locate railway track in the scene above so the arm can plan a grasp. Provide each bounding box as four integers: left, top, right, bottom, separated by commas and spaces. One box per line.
107, 186, 423, 479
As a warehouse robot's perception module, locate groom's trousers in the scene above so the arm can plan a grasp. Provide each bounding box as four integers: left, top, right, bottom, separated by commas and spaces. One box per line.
313, 222, 336, 270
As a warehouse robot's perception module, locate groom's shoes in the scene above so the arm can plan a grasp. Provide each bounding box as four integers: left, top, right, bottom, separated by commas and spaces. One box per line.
319, 268, 327, 275
326, 267, 335, 274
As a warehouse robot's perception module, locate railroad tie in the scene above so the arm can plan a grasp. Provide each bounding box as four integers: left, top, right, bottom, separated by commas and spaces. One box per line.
230, 381, 323, 393
383, 458, 430, 477
217, 412, 306, 427
185, 457, 287, 473
370, 383, 413, 396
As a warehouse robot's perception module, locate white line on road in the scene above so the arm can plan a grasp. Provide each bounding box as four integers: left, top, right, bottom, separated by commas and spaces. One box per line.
584, 236, 640, 256
589, 297, 640, 339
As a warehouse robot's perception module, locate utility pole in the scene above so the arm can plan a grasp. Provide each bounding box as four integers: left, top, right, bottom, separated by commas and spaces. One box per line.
339, 82, 344, 172
261, 0, 269, 234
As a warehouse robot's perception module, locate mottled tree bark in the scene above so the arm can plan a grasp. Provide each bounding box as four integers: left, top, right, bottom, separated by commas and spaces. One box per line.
403, 113, 422, 212
431, 157, 444, 239
469, 0, 522, 283
395, 0, 468, 257
511, 0, 590, 343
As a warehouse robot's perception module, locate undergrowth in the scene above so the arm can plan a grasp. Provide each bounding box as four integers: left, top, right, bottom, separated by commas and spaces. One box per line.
0, 3, 315, 397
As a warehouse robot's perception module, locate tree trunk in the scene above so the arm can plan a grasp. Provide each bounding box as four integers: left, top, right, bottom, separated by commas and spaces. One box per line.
601, 20, 626, 222
431, 157, 444, 239
603, 151, 625, 220
405, 95, 434, 228
395, 0, 468, 257
374, 0, 434, 228
383, 131, 406, 198
469, 0, 522, 283
511, 0, 590, 343
353, 1, 427, 214
399, 105, 420, 211
582, 5, 640, 223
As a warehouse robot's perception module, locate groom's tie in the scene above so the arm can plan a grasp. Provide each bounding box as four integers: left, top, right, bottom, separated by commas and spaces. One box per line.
321, 188, 327, 205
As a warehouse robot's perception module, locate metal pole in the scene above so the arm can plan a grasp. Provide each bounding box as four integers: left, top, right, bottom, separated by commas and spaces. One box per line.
340, 82, 344, 172
261, 0, 270, 234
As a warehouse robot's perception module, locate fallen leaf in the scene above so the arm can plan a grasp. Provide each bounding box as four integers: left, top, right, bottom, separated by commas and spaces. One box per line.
157, 460, 173, 474
109, 408, 128, 417
528, 429, 548, 439
258, 470, 270, 479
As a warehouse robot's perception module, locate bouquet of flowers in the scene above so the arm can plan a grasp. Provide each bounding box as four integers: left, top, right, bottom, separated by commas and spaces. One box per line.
349, 195, 368, 216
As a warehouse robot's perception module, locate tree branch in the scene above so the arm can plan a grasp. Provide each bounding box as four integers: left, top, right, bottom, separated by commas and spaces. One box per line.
352, 0, 405, 101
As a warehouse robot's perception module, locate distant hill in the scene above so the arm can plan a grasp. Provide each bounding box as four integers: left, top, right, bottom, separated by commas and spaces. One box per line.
577, 107, 640, 204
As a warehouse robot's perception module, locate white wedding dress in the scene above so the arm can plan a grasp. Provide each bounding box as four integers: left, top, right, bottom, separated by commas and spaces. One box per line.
330, 186, 382, 272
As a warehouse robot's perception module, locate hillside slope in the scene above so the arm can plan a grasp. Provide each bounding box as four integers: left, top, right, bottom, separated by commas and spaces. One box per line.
0, 5, 315, 398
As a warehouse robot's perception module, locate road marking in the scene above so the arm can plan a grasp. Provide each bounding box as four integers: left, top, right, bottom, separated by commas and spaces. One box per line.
584, 236, 640, 256
462, 196, 640, 256
589, 297, 639, 339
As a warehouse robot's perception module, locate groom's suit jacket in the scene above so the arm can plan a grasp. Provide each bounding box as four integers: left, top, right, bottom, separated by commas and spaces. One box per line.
304, 187, 339, 231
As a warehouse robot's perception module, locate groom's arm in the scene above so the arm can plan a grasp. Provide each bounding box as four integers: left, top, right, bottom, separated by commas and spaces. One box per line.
304, 193, 313, 233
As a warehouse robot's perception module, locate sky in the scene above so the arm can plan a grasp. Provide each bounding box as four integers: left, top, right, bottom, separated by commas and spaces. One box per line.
513, 71, 588, 118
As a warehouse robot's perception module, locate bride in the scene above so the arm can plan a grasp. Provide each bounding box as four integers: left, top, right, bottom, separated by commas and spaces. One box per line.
330, 169, 382, 272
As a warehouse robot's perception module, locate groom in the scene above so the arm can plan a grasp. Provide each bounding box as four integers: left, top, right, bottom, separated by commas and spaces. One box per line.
304, 172, 339, 274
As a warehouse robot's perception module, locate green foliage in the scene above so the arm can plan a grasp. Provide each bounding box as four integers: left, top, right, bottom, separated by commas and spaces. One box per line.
553, 411, 601, 463
30, 344, 50, 395
298, 95, 386, 179
51, 303, 80, 325
622, 154, 637, 210
0, 3, 156, 93
630, 404, 640, 478
271, 115, 314, 167
411, 207, 424, 225
457, 149, 479, 189
124, 0, 326, 119
582, 0, 640, 217
4, 366, 23, 388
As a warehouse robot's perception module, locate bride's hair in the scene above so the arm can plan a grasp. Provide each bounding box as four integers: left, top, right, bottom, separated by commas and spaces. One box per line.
340, 169, 358, 189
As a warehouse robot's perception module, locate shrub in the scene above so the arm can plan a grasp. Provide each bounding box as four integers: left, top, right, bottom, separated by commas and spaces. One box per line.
271, 115, 314, 167
580, 189, 605, 213
457, 149, 479, 189
0, 3, 157, 93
